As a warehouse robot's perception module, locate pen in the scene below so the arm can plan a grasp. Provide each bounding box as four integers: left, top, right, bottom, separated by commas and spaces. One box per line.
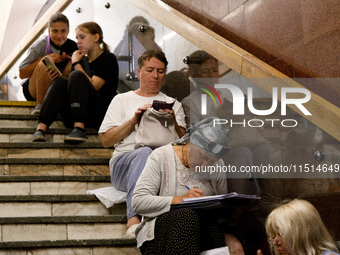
185, 185, 190, 190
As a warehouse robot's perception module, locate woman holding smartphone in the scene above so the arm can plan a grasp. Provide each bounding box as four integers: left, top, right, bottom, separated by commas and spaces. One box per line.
19, 13, 78, 114
31, 21, 118, 143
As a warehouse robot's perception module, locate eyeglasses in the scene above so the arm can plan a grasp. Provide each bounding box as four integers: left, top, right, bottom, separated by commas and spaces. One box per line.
268, 234, 283, 244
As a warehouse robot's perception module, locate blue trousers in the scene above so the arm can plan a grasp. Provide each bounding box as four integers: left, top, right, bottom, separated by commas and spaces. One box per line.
111, 147, 153, 219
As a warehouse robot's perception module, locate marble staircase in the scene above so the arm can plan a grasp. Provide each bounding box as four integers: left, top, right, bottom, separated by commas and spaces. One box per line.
0, 104, 140, 254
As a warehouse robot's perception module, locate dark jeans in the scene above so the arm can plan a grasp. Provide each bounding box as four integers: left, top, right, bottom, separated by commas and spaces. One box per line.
39, 70, 106, 129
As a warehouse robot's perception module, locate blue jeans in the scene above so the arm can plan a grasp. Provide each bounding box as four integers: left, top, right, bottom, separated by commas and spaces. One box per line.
111, 147, 153, 219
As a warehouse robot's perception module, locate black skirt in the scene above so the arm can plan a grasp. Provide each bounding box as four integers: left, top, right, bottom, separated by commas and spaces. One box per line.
140, 208, 247, 255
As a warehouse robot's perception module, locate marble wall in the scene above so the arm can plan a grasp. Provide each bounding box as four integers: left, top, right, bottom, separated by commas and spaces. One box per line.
161, 0, 340, 107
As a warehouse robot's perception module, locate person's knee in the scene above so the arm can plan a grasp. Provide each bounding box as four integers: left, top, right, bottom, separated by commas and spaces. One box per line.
178, 209, 200, 223
69, 70, 87, 84
48, 77, 68, 94
30, 60, 51, 82
68, 70, 90, 92
137, 147, 153, 158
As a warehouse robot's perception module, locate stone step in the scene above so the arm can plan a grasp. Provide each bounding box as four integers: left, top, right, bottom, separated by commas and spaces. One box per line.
0, 215, 125, 224
0, 114, 103, 130
0, 175, 111, 182
0, 103, 35, 115
0, 118, 64, 129
0, 104, 139, 253
0, 142, 106, 148
0, 195, 126, 217
0, 142, 113, 159
0, 154, 111, 177
0, 158, 109, 164
0, 194, 102, 202
0, 201, 122, 218
0, 127, 101, 143
1, 163, 109, 176
0, 224, 133, 243
1, 214, 129, 242
0, 175, 111, 195
0, 181, 110, 195
0, 240, 140, 254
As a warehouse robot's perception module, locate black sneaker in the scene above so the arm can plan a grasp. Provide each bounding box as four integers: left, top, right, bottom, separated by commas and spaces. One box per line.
31, 130, 46, 142
64, 128, 88, 143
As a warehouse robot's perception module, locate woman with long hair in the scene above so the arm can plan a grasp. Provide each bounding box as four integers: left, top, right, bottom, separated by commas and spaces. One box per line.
31, 21, 118, 143
19, 13, 78, 114
258, 199, 339, 255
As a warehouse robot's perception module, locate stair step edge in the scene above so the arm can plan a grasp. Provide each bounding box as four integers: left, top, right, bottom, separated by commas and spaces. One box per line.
0, 158, 110, 164
0, 239, 137, 249
0, 215, 126, 224
0, 142, 109, 148
0, 127, 99, 134
0, 194, 99, 202
0, 175, 111, 182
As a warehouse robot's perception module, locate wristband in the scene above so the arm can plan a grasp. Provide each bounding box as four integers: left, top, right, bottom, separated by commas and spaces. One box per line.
72, 61, 82, 68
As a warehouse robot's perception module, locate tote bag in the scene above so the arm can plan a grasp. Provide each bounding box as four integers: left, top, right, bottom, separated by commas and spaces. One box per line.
134, 108, 179, 149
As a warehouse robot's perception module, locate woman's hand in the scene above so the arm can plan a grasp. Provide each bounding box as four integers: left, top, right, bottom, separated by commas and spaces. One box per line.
171, 188, 204, 204
257, 250, 263, 255
160, 108, 186, 138
72, 50, 87, 63
45, 65, 59, 80
224, 233, 245, 255
61, 52, 72, 61
183, 187, 204, 198
131, 104, 152, 125
47, 53, 63, 63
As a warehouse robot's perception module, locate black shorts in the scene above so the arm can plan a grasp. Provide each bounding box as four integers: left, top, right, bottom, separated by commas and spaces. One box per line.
22, 79, 35, 101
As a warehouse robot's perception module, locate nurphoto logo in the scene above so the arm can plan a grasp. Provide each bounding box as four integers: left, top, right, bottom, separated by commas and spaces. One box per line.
200, 83, 312, 128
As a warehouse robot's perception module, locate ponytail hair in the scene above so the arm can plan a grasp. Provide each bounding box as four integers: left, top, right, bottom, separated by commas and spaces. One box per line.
76, 22, 110, 52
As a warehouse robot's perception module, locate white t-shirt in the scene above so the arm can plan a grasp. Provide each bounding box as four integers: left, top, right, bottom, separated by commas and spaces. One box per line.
99, 91, 186, 171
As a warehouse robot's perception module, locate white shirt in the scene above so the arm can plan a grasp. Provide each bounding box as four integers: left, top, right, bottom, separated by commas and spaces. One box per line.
99, 91, 186, 173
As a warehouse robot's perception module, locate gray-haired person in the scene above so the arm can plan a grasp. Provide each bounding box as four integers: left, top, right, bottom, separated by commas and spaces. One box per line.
132, 117, 246, 255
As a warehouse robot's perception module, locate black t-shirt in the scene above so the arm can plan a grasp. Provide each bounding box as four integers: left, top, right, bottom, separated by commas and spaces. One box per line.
88, 51, 119, 108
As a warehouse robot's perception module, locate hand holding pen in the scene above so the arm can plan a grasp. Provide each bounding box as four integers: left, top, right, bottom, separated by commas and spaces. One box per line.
185, 185, 204, 198
171, 185, 204, 204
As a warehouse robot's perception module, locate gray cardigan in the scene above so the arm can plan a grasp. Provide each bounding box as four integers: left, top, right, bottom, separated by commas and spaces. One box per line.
132, 144, 228, 248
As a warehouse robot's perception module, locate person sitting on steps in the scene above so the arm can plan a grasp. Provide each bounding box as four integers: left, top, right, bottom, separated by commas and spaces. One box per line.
31, 21, 118, 143
99, 49, 186, 238
19, 13, 78, 115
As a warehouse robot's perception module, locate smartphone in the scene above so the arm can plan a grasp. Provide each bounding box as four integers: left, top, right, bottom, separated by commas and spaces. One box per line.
42, 56, 62, 77
152, 99, 176, 111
